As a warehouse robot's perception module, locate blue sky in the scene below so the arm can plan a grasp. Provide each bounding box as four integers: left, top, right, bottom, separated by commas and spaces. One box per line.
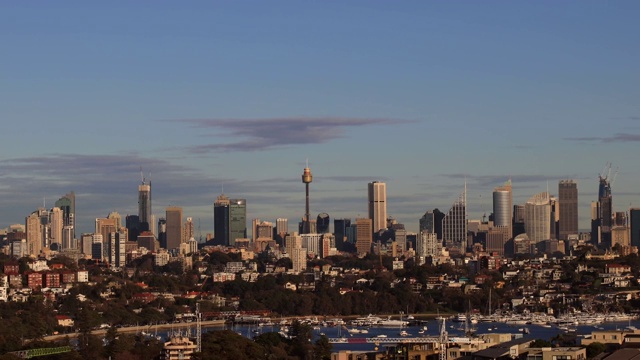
1, 1, 639, 236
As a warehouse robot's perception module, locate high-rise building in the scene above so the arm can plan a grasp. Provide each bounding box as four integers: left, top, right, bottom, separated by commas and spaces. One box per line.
26, 209, 47, 256
95, 217, 117, 249
165, 207, 183, 250
301, 165, 313, 234
631, 208, 640, 249
183, 217, 194, 243
107, 211, 122, 230
443, 187, 467, 253
493, 179, 512, 241
316, 213, 330, 234
276, 218, 288, 235
107, 230, 127, 268
49, 207, 64, 251
355, 218, 373, 255
333, 218, 351, 251
368, 181, 387, 234
157, 217, 167, 248
419, 211, 434, 233
558, 180, 578, 240
125, 215, 140, 242
55, 191, 75, 240
525, 191, 551, 247
285, 232, 306, 273
138, 177, 152, 232
213, 193, 230, 245
229, 199, 246, 247
592, 172, 613, 246
416, 231, 439, 265
214, 194, 246, 247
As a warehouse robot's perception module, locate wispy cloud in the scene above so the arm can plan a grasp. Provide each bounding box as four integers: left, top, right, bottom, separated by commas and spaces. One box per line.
565, 133, 640, 143
171, 117, 410, 152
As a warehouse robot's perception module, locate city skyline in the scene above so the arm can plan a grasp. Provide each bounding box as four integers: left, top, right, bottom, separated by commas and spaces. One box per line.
1, 2, 639, 236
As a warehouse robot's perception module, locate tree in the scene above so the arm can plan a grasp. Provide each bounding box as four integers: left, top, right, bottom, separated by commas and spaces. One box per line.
197, 330, 266, 360
586, 342, 606, 359
530, 339, 553, 348
313, 335, 332, 360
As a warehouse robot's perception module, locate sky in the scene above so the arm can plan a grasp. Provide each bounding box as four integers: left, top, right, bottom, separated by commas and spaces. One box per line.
1, 1, 639, 237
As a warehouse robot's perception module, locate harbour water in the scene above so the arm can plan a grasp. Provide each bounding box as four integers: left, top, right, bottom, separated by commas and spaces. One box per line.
161, 318, 640, 353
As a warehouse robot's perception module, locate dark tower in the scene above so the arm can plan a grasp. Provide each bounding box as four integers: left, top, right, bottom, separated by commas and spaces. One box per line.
301, 163, 313, 234
138, 171, 152, 233
317, 213, 330, 234
213, 194, 230, 246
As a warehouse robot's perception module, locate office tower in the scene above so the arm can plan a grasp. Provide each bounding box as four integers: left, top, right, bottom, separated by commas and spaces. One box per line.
26, 209, 47, 256
276, 218, 288, 235
107, 231, 127, 268
80, 233, 93, 256
229, 199, 247, 247
157, 218, 167, 249
95, 217, 117, 250
512, 204, 526, 238
419, 211, 434, 233
368, 181, 387, 234
493, 179, 513, 241
592, 171, 613, 246
137, 231, 159, 252
631, 208, 640, 248
55, 191, 75, 240
316, 213, 330, 234
255, 221, 273, 240
165, 207, 183, 250
334, 218, 351, 251
302, 233, 322, 256
107, 211, 122, 230
91, 233, 103, 261
49, 207, 64, 250
62, 226, 74, 250
416, 231, 439, 264
558, 180, 578, 240
443, 187, 467, 253
285, 232, 306, 273
394, 228, 407, 253
525, 191, 551, 248
183, 217, 194, 242
301, 164, 313, 234
138, 176, 152, 232
214, 193, 230, 245
355, 218, 373, 255
125, 215, 140, 242
549, 196, 559, 240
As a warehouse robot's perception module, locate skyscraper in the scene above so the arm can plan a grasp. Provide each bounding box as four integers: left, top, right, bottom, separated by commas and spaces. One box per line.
592, 173, 613, 246
276, 218, 288, 235
157, 217, 167, 248
301, 164, 313, 234
316, 213, 330, 234
49, 207, 64, 251
368, 181, 387, 234
630, 208, 640, 248
55, 191, 75, 240
333, 218, 351, 251
355, 218, 373, 255
442, 186, 467, 253
493, 179, 513, 240
214, 193, 230, 245
138, 176, 152, 232
165, 207, 183, 250
229, 199, 246, 247
525, 191, 551, 247
558, 180, 578, 240
419, 211, 434, 233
